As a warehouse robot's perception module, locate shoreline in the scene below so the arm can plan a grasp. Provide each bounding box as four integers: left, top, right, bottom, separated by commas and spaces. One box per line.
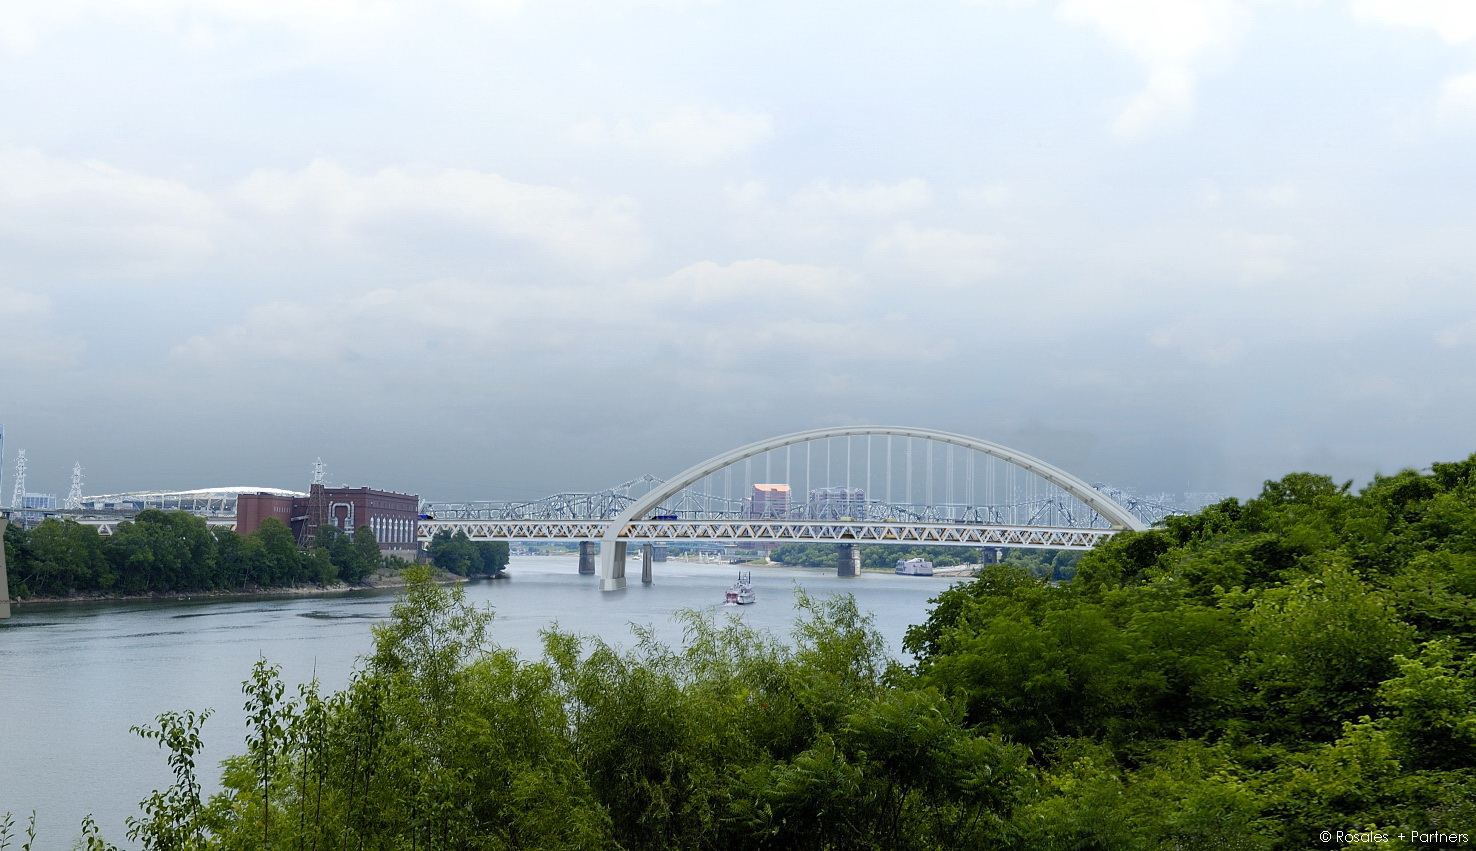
5, 567, 478, 608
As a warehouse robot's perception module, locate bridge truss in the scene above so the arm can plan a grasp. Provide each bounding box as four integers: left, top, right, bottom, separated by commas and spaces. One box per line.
413, 426, 1179, 591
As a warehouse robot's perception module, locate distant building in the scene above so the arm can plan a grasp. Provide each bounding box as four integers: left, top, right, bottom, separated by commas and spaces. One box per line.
4, 492, 58, 530
235, 492, 297, 536
809, 487, 865, 520
236, 484, 420, 559
749, 483, 791, 518
77, 487, 303, 516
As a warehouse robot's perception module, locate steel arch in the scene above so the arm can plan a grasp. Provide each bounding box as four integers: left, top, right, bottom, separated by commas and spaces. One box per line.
598, 425, 1145, 589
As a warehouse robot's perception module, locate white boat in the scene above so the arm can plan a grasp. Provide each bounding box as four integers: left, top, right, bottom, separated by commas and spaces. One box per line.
724, 571, 757, 605
895, 557, 934, 576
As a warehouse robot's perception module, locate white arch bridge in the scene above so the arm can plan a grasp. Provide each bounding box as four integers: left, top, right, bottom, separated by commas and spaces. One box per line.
415, 426, 1150, 591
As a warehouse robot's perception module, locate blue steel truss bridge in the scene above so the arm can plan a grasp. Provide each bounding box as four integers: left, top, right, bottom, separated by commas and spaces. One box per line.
416, 426, 1175, 591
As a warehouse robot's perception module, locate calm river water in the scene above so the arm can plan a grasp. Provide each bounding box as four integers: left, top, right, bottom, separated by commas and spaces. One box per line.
0, 555, 963, 848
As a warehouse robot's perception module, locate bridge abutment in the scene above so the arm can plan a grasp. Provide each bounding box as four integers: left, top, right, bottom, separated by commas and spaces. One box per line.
578, 541, 597, 575
641, 543, 653, 583
837, 542, 860, 578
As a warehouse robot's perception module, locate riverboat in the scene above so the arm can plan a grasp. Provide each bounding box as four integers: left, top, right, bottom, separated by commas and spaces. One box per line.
895, 557, 934, 576
724, 571, 756, 605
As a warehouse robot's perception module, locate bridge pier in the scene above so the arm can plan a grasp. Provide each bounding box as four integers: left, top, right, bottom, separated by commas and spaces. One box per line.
641, 543, 653, 583
578, 541, 597, 575
600, 540, 627, 591
1, 518, 10, 618
837, 542, 860, 578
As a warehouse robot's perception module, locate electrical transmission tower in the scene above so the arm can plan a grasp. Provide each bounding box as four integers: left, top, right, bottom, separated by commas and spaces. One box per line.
9, 449, 26, 509
65, 462, 84, 510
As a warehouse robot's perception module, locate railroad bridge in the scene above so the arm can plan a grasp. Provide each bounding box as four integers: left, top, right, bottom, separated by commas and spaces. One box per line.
416, 426, 1152, 591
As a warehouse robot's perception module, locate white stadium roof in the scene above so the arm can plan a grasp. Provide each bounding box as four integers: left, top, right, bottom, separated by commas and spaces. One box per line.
81, 487, 307, 501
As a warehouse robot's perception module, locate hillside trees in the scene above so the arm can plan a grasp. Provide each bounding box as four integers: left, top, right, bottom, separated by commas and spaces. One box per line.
908, 455, 1476, 847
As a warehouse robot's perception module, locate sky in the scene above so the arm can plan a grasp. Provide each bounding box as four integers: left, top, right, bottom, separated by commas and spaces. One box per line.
1, 0, 1474, 503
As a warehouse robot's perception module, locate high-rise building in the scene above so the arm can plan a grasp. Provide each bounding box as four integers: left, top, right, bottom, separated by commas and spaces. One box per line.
749, 483, 791, 518
809, 487, 866, 520
21, 493, 57, 511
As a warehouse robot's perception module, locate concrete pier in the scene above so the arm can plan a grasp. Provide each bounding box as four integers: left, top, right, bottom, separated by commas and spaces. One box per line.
600, 540, 627, 591
1, 518, 10, 618
578, 540, 597, 575
837, 542, 861, 578
641, 542, 653, 583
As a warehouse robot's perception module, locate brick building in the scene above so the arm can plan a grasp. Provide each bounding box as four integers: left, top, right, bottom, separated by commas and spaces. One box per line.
237, 484, 420, 559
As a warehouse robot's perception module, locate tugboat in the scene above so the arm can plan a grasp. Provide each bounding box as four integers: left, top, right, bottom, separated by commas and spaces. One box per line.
724, 571, 757, 605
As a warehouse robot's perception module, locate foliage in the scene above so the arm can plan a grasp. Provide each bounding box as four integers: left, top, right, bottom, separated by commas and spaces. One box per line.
113, 573, 1032, 850
4, 514, 394, 598
50, 451, 1476, 849
427, 528, 508, 577
905, 454, 1476, 847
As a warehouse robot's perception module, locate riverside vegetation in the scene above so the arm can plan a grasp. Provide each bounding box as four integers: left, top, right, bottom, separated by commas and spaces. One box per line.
1, 515, 508, 599
5, 456, 1476, 849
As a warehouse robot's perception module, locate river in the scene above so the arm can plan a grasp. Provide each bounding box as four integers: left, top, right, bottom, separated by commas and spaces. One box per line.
0, 555, 964, 848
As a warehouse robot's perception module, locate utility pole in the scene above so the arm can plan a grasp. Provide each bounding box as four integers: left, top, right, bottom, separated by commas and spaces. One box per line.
65, 462, 84, 510
9, 449, 26, 510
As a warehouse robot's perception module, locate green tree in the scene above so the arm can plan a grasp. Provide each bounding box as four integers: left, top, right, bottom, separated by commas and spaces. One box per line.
18, 518, 106, 596
348, 524, 380, 583
104, 511, 217, 593
427, 529, 478, 576
254, 518, 302, 587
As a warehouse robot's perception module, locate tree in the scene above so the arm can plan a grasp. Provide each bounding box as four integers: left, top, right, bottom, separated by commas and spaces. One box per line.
20, 518, 106, 595
428, 529, 478, 576
254, 518, 302, 586
475, 541, 509, 577
349, 524, 381, 583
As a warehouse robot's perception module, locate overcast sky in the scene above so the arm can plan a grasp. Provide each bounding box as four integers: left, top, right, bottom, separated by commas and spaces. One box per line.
1, 0, 1474, 502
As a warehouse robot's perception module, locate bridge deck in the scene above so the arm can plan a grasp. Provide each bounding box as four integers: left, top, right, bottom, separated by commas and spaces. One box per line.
417, 519, 1117, 550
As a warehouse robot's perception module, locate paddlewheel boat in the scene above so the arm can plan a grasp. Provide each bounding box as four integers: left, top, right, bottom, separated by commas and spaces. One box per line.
724, 571, 757, 605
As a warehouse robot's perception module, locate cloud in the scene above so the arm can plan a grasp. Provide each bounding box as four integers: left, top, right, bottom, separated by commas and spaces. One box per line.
0, 0, 400, 52
170, 259, 955, 398
867, 223, 1008, 284
1352, 0, 1476, 123
1435, 318, 1476, 349
233, 159, 645, 268
1350, 0, 1476, 44
572, 108, 775, 166
0, 151, 643, 281
0, 287, 81, 365
1437, 70, 1476, 120
0, 148, 220, 278
787, 179, 932, 217
1056, 0, 1251, 137
1146, 317, 1247, 366
1220, 230, 1297, 282
0, 0, 539, 51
